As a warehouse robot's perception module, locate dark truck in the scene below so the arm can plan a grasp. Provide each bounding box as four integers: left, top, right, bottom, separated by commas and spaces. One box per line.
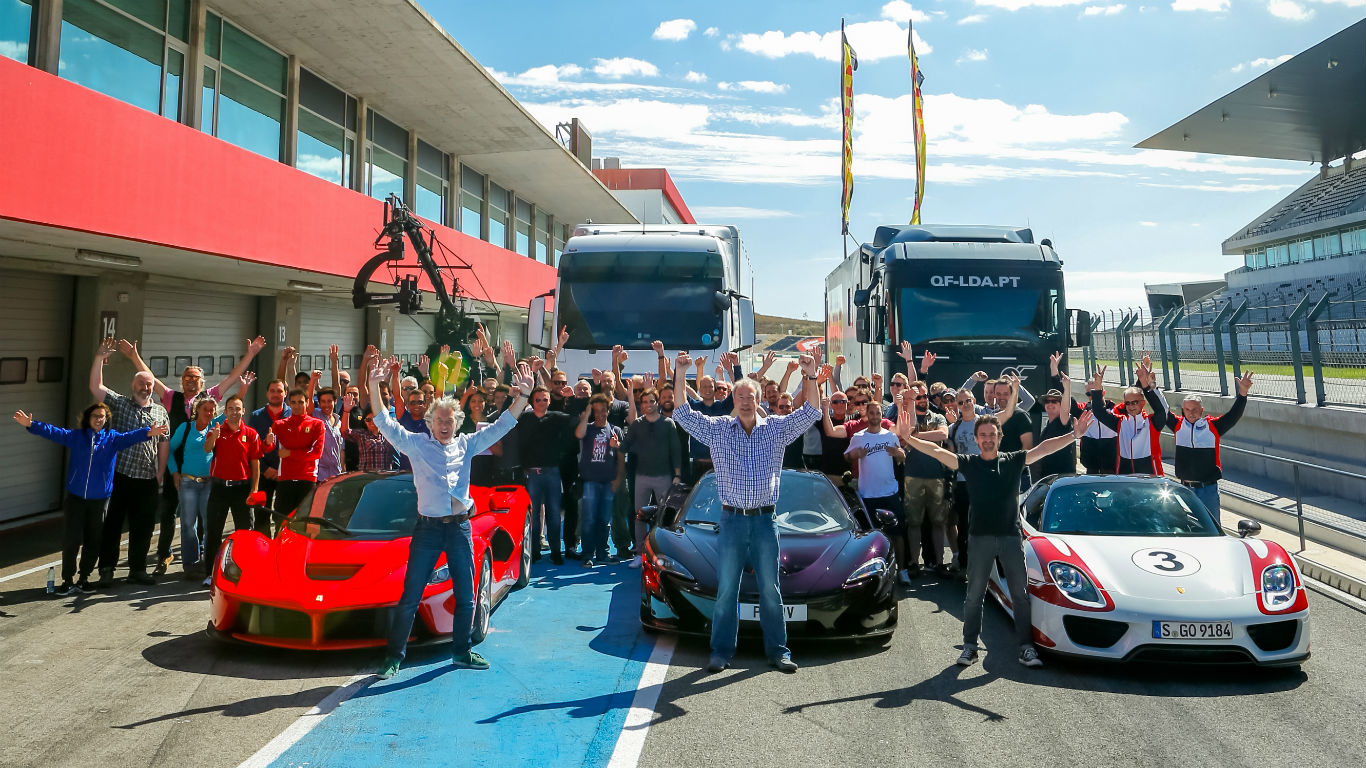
825, 224, 1091, 401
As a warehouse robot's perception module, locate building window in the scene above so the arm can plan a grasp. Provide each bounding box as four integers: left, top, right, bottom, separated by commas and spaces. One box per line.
488, 183, 510, 248
58, 0, 189, 117
459, 165, 484, 239
296, 67, 355, 186
415, 139, 448, 225
552, 224, 566, 266
200, 14, 286, 161
1, 0, 33, 64
535, 211, 550, 263
366, 109, 407, 202
514, 197, 532, 257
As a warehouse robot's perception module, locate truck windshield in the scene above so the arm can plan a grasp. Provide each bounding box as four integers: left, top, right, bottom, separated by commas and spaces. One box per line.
898, 286, 1058, 344
558, 250, 726, 349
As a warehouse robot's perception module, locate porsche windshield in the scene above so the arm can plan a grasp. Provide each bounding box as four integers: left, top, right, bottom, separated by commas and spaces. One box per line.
1039, 481, 1222, 537
684, 472, 854, 534
558, 250, 726, 349
289, 474, 418, 540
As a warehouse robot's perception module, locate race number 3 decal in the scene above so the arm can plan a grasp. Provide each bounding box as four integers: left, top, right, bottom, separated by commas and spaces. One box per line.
1131, 548, 1201, 576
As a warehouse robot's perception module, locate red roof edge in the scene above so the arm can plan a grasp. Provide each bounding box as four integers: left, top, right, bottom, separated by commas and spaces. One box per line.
592, 168, 696, 224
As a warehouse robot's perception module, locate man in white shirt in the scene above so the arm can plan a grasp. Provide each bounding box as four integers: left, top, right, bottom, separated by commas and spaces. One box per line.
371, 357, 534, 679
844, 399, 907, 577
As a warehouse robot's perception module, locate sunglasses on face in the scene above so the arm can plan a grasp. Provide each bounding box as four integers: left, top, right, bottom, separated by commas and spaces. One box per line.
913, 395, 928, 401
957, 399, 972, 406
1124, 399, 1144, 406
890, 382, 906, 388
1043, 398, 1062, 405
830, 398, 847, 404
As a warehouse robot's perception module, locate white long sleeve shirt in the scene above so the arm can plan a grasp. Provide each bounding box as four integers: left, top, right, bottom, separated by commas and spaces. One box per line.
373, 406, 518, 517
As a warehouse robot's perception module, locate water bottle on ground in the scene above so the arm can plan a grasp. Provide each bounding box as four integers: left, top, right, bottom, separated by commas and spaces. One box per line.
45, 566, 55, 594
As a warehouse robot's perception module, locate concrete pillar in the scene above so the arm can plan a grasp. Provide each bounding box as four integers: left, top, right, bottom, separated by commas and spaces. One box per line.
368, 308, 396, 357
32, 0, 62, 75
69, 272, 148, 424
352, 98, 368, 193
446, 154, 459, 229
257, 294, 301, 397
480, 174, 491, 242
284, 55, 300, 166
404, 131, 418, 209
183, 0, 207, 129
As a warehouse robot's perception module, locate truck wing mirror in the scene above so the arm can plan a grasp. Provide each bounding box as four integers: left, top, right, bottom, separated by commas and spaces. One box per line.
735, 295, 756, 348
855, 305, 871, 344
713, 291, 733, 313
1071, 309, 1092, 348
527, 295, 547, 348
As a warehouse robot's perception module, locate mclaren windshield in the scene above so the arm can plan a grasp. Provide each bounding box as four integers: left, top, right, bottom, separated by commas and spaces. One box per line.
684, 472, 855, 535
558, 250, 727, 350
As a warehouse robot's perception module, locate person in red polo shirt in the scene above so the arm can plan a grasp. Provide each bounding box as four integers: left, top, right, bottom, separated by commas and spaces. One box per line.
202, 394, 262, 586
268, 388, 325, 526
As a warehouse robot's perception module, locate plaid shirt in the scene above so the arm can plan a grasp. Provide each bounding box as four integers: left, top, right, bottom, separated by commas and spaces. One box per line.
672, 400, 819, 508
346, 428, 397, 472
105, 389, 169, 479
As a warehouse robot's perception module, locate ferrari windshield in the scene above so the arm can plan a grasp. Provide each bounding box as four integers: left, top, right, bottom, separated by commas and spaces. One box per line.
1039, 481, 1222, 537
684, 472, 854, 534
289, 473, 418, 540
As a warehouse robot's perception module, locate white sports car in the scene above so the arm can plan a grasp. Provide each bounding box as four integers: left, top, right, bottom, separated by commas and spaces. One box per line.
988, 474, 1310, 667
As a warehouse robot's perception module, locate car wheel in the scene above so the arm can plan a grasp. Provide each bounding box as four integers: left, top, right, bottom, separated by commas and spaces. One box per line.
514, 512, 532, 589
470, 554, 493, 645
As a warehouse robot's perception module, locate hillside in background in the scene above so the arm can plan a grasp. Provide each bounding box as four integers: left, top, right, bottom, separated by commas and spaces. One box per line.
756, 313, 822, 338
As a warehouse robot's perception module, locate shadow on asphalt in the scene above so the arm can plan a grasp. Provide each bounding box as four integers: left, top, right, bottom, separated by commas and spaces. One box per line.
782, 665, 1006, 721
110, 686, 339, 729
141, 630, 372, 681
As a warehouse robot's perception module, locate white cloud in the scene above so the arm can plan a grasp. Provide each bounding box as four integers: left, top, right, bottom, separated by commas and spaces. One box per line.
690, 206, 798, 219
958, 13, 989, 22
1231, 53, 1292, 72
1140, 181, 1299, 193
1083, 4, 1127, 14
0, 41, 27, 59
652, 18, 697, 41
513, 63, 584, 83
880, 0, 932, 22
735, 20, 931, 62
1139, 221, 1158, 226
684, 70, 708, 83
957, 49, 989, 64
1067, 271, 1227, 311
489, 64, 692, 95
1171, 0, 1228, 11
974, 0, 1088, 9
592, 57, 660, 78
718, 80, 789, 94
1267, 0, 1312, 18
704, 26, 720, 37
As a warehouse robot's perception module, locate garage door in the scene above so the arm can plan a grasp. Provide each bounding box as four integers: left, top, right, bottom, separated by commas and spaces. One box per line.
0, 271, 75, 521
141, 287, 258, 385
393, 311, 437, 364
299, 298, 367, 383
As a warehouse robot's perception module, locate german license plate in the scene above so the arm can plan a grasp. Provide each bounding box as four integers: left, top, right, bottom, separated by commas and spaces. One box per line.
1152, 620, 1233, 639
740, 603, 808, 622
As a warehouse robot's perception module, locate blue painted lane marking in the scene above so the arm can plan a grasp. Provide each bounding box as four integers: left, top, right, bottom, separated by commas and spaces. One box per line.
267, 565, 657, 768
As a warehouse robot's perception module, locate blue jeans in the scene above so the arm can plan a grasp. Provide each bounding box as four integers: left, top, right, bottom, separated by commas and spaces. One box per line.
525, 468, 563, 556
580, 481, 614, 561
711, 510, 790, 662
1192, 482, 1220, 516
177, 480, 211, 570
387, 516, 476, 662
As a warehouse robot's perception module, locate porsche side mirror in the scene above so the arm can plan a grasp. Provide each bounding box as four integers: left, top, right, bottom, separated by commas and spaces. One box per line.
1237, 519, 1262, 538
873, 508, 897, 529
637, 505, 659, 525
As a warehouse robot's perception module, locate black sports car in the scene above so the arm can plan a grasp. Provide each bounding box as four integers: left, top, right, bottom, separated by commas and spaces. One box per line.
639, 470, 898, 640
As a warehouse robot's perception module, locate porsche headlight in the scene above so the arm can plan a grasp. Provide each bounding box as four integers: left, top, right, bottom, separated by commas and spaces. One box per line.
844, 557, 887, 586
221, 539, 242, 583
429, 563, 450, 585
1048, 562, 1101, 605
1261, 564, 1295, 608
652, 554, 694, 581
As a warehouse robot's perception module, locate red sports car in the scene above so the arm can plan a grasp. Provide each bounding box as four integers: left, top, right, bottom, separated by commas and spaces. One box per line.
207, 472, 533, 650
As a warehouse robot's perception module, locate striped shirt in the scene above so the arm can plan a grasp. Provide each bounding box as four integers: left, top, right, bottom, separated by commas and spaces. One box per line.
105, 389, 169, 479
672, 400, 820, 508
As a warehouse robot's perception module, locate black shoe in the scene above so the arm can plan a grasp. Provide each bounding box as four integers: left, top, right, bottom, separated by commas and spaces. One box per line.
771, 655, 798, 674
95, 574, 115, 589
906, 565, 923, 578
550, 554, 564, 566
706, 656, 728, 673
582, 558, 595, 568
52, 581, 74, 597
565, 547, 582, 559
74, 579, 96, 594
127, 571, 155, 586
934, 563, 954, 577
531, 553, 542, 563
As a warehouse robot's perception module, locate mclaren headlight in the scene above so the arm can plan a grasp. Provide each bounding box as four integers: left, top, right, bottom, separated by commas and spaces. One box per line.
1261, 564, 1295, 608
221, 539, 242, 583
1048, 561, 1102, 605
844, 557, 887, 587
429, 563, 450, 585
652, 554, 695, 581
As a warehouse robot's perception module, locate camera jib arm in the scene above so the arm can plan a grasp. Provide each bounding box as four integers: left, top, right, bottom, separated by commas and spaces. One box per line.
352, 195, 464, 315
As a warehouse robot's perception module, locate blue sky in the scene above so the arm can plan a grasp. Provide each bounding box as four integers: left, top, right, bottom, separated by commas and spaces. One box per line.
429, 0, 1364, 320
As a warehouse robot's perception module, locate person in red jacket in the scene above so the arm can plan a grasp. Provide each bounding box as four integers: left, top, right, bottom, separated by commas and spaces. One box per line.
202, 394, 264, 585
266, 388, 324, 527
1088, 357, 1165, 475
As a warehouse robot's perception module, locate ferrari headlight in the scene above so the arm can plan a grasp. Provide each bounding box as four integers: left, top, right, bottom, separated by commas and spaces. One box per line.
429, 563, 450, 585
844, 557, 887, 586
1261, 564, 1295, 608
652, 554, 694, 581
1048, 562, 1101, 605
221, 540, 242, 583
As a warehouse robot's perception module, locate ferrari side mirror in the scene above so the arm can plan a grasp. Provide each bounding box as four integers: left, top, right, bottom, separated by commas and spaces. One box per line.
1237, 519, 1262, 538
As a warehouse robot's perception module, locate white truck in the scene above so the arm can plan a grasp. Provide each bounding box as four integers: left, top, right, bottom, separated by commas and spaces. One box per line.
526, 223, 757, 380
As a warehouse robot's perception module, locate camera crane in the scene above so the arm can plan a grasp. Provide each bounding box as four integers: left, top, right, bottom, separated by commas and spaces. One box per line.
352, 194, 469, 315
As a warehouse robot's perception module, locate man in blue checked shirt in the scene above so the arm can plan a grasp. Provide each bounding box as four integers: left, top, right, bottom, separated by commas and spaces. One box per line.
671, 351, 821, 675
370, 356, 535, 680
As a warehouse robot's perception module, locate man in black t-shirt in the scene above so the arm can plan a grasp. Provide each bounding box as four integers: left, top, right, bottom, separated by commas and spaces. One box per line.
903, 408, 1093, 670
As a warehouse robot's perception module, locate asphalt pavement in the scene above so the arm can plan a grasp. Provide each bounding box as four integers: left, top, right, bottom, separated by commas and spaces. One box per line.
1, 523, 1363, 768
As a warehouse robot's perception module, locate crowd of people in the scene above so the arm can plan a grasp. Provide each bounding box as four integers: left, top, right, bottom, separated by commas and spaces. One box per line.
13, 327, 1254, 672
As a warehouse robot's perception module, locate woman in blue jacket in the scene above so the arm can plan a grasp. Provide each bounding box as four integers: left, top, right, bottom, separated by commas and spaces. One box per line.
14, 403, 168, 595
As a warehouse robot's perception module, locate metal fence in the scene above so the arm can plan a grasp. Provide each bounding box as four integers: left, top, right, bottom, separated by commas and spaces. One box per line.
1076, 291, 1366, 408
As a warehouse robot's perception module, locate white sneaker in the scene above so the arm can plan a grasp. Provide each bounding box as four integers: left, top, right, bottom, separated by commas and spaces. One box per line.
201, 576, 212, 588
627, 555, 643, 569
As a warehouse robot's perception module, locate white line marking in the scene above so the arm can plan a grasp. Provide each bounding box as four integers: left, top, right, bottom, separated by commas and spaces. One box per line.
236, 673, 373, 768
607, 635, 676, 768
0, 533, 140, 583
